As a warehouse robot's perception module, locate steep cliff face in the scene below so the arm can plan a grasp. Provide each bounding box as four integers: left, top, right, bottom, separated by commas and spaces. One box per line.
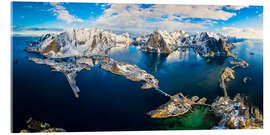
145, 30, 173, 53
26, 28, 133, 58
204, 38, 231, 57
193, 32, 234, 57
136, 30, 233, 57
31, 29, 234, 57
139, 30, 189, 54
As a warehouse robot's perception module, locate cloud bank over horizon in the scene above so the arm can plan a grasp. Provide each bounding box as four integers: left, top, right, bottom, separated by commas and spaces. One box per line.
12, 2, 263, 39
221, 27, 263, 39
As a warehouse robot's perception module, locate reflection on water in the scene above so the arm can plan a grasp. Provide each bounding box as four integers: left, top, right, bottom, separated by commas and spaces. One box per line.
12, 37, 263, 132
166, 49, 192, 63
143, 53, 168, 73
109, 40, 263, 109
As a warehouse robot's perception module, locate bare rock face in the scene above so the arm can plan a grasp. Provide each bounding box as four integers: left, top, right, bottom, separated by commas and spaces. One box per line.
217, 38, 232, 57
137, 30, 234, 58
42, 37, 60, 57
206, 38, 231, 57
143, 30, 173, 53
211, 94, 263, 129
138, 30, 189, 54
193, 32, 234, 57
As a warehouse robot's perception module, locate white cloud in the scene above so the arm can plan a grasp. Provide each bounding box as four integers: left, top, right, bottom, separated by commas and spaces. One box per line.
221, 27, 263, 39
92, 4, 238, 34
150, 5, 236, 20
50, 3, 84, 23
224, 5, 249, 10
12, 26, 63, 37
12, 30, 60, 37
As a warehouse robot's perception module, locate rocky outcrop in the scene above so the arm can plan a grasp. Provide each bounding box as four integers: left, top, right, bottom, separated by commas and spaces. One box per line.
141, 82, 153, 89
19, 117, 66, 133
138, 30, 189, 54
198, 97, 207, 104
42, 37, 60, 56
193, 32, 234, 57
142, 30, 173, 53
221, 67, 235, 82
229, 58, 249, 68
220, 67, 235, 97
191, 96, 199, 102
147, 92, 209, 118
243, 77, 252, 83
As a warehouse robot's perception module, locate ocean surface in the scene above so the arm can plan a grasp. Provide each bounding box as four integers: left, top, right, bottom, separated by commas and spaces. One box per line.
12, 36, 263, 132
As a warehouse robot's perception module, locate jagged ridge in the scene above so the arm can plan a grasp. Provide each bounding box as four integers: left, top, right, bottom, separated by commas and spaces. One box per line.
26, 28, 133, 58
135, 30, 235, 57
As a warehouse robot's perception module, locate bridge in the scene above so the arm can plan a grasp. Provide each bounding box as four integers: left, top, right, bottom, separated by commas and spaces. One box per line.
145, 79, 172, 97
154, 87, 171, 97
144, 40, 211, 98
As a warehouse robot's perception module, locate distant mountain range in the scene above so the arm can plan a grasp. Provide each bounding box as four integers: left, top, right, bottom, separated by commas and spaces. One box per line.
26, 28, 246, 59
135, 30, 234, 57
26, 28, 133, 58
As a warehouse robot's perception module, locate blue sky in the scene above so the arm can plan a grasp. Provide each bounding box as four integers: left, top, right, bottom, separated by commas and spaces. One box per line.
11, 2, 263, 39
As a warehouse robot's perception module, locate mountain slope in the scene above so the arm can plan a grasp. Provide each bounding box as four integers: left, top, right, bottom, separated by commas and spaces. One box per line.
136, 30, 234, 57
192, 32, 234, 57
138, 30, 189, 54
26, 28, 133, 58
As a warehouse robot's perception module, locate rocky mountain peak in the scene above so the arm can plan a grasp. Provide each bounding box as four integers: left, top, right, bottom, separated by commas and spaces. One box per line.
26, 28, 133, 58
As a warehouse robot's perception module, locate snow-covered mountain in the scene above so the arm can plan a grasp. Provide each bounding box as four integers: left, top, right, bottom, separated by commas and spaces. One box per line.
136, 30, 189, 53
192, 32, 234, 57
135, 30, 234, 57
26, 28, 133, 58
26, 28, 236, 58
193, 32, 221, 41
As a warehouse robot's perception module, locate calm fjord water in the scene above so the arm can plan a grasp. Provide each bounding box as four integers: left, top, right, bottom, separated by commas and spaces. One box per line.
12, 36, 263, 132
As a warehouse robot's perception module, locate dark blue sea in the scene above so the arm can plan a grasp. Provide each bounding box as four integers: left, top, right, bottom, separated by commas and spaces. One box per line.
12, 36, 263, 132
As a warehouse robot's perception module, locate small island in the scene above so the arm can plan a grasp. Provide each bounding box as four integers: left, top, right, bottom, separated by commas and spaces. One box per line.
25, 28, 263, 130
